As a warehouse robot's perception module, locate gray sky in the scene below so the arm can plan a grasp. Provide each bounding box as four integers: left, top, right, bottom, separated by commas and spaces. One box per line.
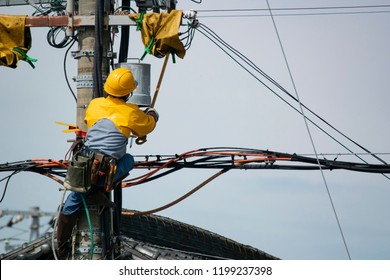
1, 0, 390, 260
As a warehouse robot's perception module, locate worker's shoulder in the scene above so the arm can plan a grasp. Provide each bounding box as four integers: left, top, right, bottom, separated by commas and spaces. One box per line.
90, 97, 141, 111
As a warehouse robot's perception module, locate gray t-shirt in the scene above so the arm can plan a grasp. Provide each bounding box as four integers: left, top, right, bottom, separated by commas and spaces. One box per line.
84, 118, 128, 160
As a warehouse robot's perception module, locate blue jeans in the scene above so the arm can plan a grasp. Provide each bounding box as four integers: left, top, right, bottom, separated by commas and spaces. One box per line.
62, 153, 134, 215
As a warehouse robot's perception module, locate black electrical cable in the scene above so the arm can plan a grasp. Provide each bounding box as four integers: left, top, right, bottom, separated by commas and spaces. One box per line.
198, 11, 390, 19
93, 0, 104, 98
47, 27, 74, 49
196, 4, 390, 15
64, 37, 77, 102
200, 23, 384, 165
196, 26, 353, 154
180, 23, 197, 50
0, 167, 30, 203
118, 0, 131, 63
196, 23, 388, 167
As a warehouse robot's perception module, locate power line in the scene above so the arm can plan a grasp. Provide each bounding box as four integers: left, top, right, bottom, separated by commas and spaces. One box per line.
266, 0, 351, 260
195, 22, 389, 169
198, 11, 390, 19
197, 4, 390, 18
198, 4, 390, 13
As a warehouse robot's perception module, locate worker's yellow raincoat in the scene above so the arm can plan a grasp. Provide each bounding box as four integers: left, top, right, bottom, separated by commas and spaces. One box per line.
85, 96, 156, 138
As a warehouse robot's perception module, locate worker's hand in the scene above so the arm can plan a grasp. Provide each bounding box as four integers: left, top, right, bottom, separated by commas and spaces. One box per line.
144, 107, 159, 122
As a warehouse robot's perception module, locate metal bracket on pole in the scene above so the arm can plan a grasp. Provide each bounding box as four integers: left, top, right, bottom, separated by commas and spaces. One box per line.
71, 50, 117, 59
75, 74, 107, 88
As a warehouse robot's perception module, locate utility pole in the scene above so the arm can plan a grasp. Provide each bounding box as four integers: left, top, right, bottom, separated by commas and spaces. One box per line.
0, 206, 56, 242
75, 0, 111, 131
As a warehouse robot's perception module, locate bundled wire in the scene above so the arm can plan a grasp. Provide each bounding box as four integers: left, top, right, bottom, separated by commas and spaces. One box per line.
29, 0, 75, 50
47, 27, 75, 49
1, 148, 389, 214
1, 148, 390, 191
125, 147, 390, 188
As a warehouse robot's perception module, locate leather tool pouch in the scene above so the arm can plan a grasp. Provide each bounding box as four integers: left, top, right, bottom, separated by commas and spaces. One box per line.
90, 153, 104, 185
90, 153, 117, 192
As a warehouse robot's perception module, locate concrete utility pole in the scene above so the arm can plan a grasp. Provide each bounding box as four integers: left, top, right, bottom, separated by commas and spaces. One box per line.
72, 0, 115, 260
75, 0, 110, 131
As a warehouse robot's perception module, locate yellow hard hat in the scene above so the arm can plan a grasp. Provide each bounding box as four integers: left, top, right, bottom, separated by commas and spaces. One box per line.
104, 68, 138, 97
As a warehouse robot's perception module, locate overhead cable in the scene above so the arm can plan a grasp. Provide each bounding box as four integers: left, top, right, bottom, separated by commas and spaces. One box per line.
2, 148, 390, 190
195, 22, 388, 169
196, 4, 390, 18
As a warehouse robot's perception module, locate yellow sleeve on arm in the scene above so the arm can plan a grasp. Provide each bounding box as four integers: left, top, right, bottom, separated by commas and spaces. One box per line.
128, 110, 156, 137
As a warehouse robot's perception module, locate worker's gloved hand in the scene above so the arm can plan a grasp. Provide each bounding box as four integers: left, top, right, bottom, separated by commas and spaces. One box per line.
144, 107, 159, 122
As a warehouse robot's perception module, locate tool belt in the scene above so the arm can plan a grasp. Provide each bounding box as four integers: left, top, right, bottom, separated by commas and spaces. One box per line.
64, 149, 117, 193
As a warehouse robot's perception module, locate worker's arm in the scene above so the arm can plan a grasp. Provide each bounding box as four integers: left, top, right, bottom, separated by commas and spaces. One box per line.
129, 108, 159, 137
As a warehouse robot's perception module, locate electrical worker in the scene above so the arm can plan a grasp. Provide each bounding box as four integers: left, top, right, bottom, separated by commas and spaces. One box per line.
56, 68, 159, 259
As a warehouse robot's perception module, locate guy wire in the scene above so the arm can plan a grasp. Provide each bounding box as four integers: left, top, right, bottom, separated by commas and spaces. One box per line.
266, 0, 351, 260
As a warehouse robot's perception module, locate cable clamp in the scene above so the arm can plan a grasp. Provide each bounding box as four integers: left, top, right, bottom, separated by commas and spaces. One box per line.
71, 50, 116, 59
75, 74, 107, 88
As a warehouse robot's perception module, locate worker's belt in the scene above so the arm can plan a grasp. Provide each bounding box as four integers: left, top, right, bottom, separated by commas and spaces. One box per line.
63, 148, 117, 193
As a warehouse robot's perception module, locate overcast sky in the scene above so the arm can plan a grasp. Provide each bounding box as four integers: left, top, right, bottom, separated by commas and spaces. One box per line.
1, 0, 390, 260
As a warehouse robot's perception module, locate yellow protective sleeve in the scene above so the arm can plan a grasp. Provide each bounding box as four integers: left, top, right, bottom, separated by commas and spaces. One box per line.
0, 14, 31, 68
130, 10, 186, 59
